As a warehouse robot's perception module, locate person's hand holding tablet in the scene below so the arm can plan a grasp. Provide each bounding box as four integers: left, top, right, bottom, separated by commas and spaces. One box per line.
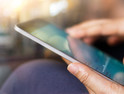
66, 18, 124, 94
15, 18, 124, 93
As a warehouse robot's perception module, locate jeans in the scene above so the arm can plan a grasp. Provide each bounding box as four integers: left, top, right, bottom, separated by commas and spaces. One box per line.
1, 59, 88, 94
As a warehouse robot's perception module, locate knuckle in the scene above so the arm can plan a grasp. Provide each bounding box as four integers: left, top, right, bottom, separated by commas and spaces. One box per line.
108, 82, 121, 94
110, 83, 119, 91
78, 71, 89, 85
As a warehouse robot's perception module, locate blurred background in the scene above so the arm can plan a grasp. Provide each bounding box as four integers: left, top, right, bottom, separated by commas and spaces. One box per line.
0, 0, 124, 87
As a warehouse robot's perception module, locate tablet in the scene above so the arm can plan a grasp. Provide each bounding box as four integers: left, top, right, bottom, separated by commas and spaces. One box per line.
15, 19, 124, 86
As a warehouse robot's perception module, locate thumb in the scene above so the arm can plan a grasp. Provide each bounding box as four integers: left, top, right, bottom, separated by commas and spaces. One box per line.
67, 63, 123, 93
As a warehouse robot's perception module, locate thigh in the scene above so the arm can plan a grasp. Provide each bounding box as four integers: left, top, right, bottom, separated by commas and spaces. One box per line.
1, 59, 88, 94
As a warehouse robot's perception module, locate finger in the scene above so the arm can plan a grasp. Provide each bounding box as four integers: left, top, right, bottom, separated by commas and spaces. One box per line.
123, 58, 124, 65
66, 25, 102, 38
79, 19, 109, 28
66, 19, 111, 38
62, 57, 113, 93
83, 20, 124, 37
107, 36, 122, 46
66, 19, 110, 33
63, 58, 108, 94
81, 21, 119, 37
117, 19, 124, 35
67, 63, 124, 93
66, 19, 124, 38
67, 63, 108, 93
101, 22, 118, 36
82, 37, 98, 45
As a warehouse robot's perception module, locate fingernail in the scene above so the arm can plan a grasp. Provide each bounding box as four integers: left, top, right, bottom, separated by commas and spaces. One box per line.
67, 64, 79, 75
66, 28, 76, 34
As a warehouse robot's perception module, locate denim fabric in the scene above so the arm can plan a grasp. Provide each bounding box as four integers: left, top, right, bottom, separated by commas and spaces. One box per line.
1, 59, 88, 94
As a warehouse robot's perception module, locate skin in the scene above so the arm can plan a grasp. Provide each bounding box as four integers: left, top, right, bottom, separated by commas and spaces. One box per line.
65, 18, 124, 94
66, 19, 124, 45
67, 62, 124, 94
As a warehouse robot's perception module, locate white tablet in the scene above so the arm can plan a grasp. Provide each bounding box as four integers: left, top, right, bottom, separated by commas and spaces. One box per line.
15, 19, 124, 86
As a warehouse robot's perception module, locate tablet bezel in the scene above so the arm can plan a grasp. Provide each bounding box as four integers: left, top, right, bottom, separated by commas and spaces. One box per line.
15, 25, 78, 63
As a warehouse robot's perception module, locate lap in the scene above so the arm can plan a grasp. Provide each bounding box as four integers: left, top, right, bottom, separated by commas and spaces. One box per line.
1, 59, 88, 94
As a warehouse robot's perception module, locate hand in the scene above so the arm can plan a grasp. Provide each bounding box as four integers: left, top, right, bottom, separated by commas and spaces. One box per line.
67, 62, 124, 94
66, 19, 124, 45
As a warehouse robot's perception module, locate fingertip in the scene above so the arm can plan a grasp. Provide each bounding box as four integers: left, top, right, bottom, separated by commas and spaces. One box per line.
67, 63, 79, 75
66, 28, 71, 33
66, 27, 76, 33
66, 28, 77, 36
123, 58, 124, 64
107, 36, 121, 46
66, 29, 86, 39
83, 37, 96, 45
